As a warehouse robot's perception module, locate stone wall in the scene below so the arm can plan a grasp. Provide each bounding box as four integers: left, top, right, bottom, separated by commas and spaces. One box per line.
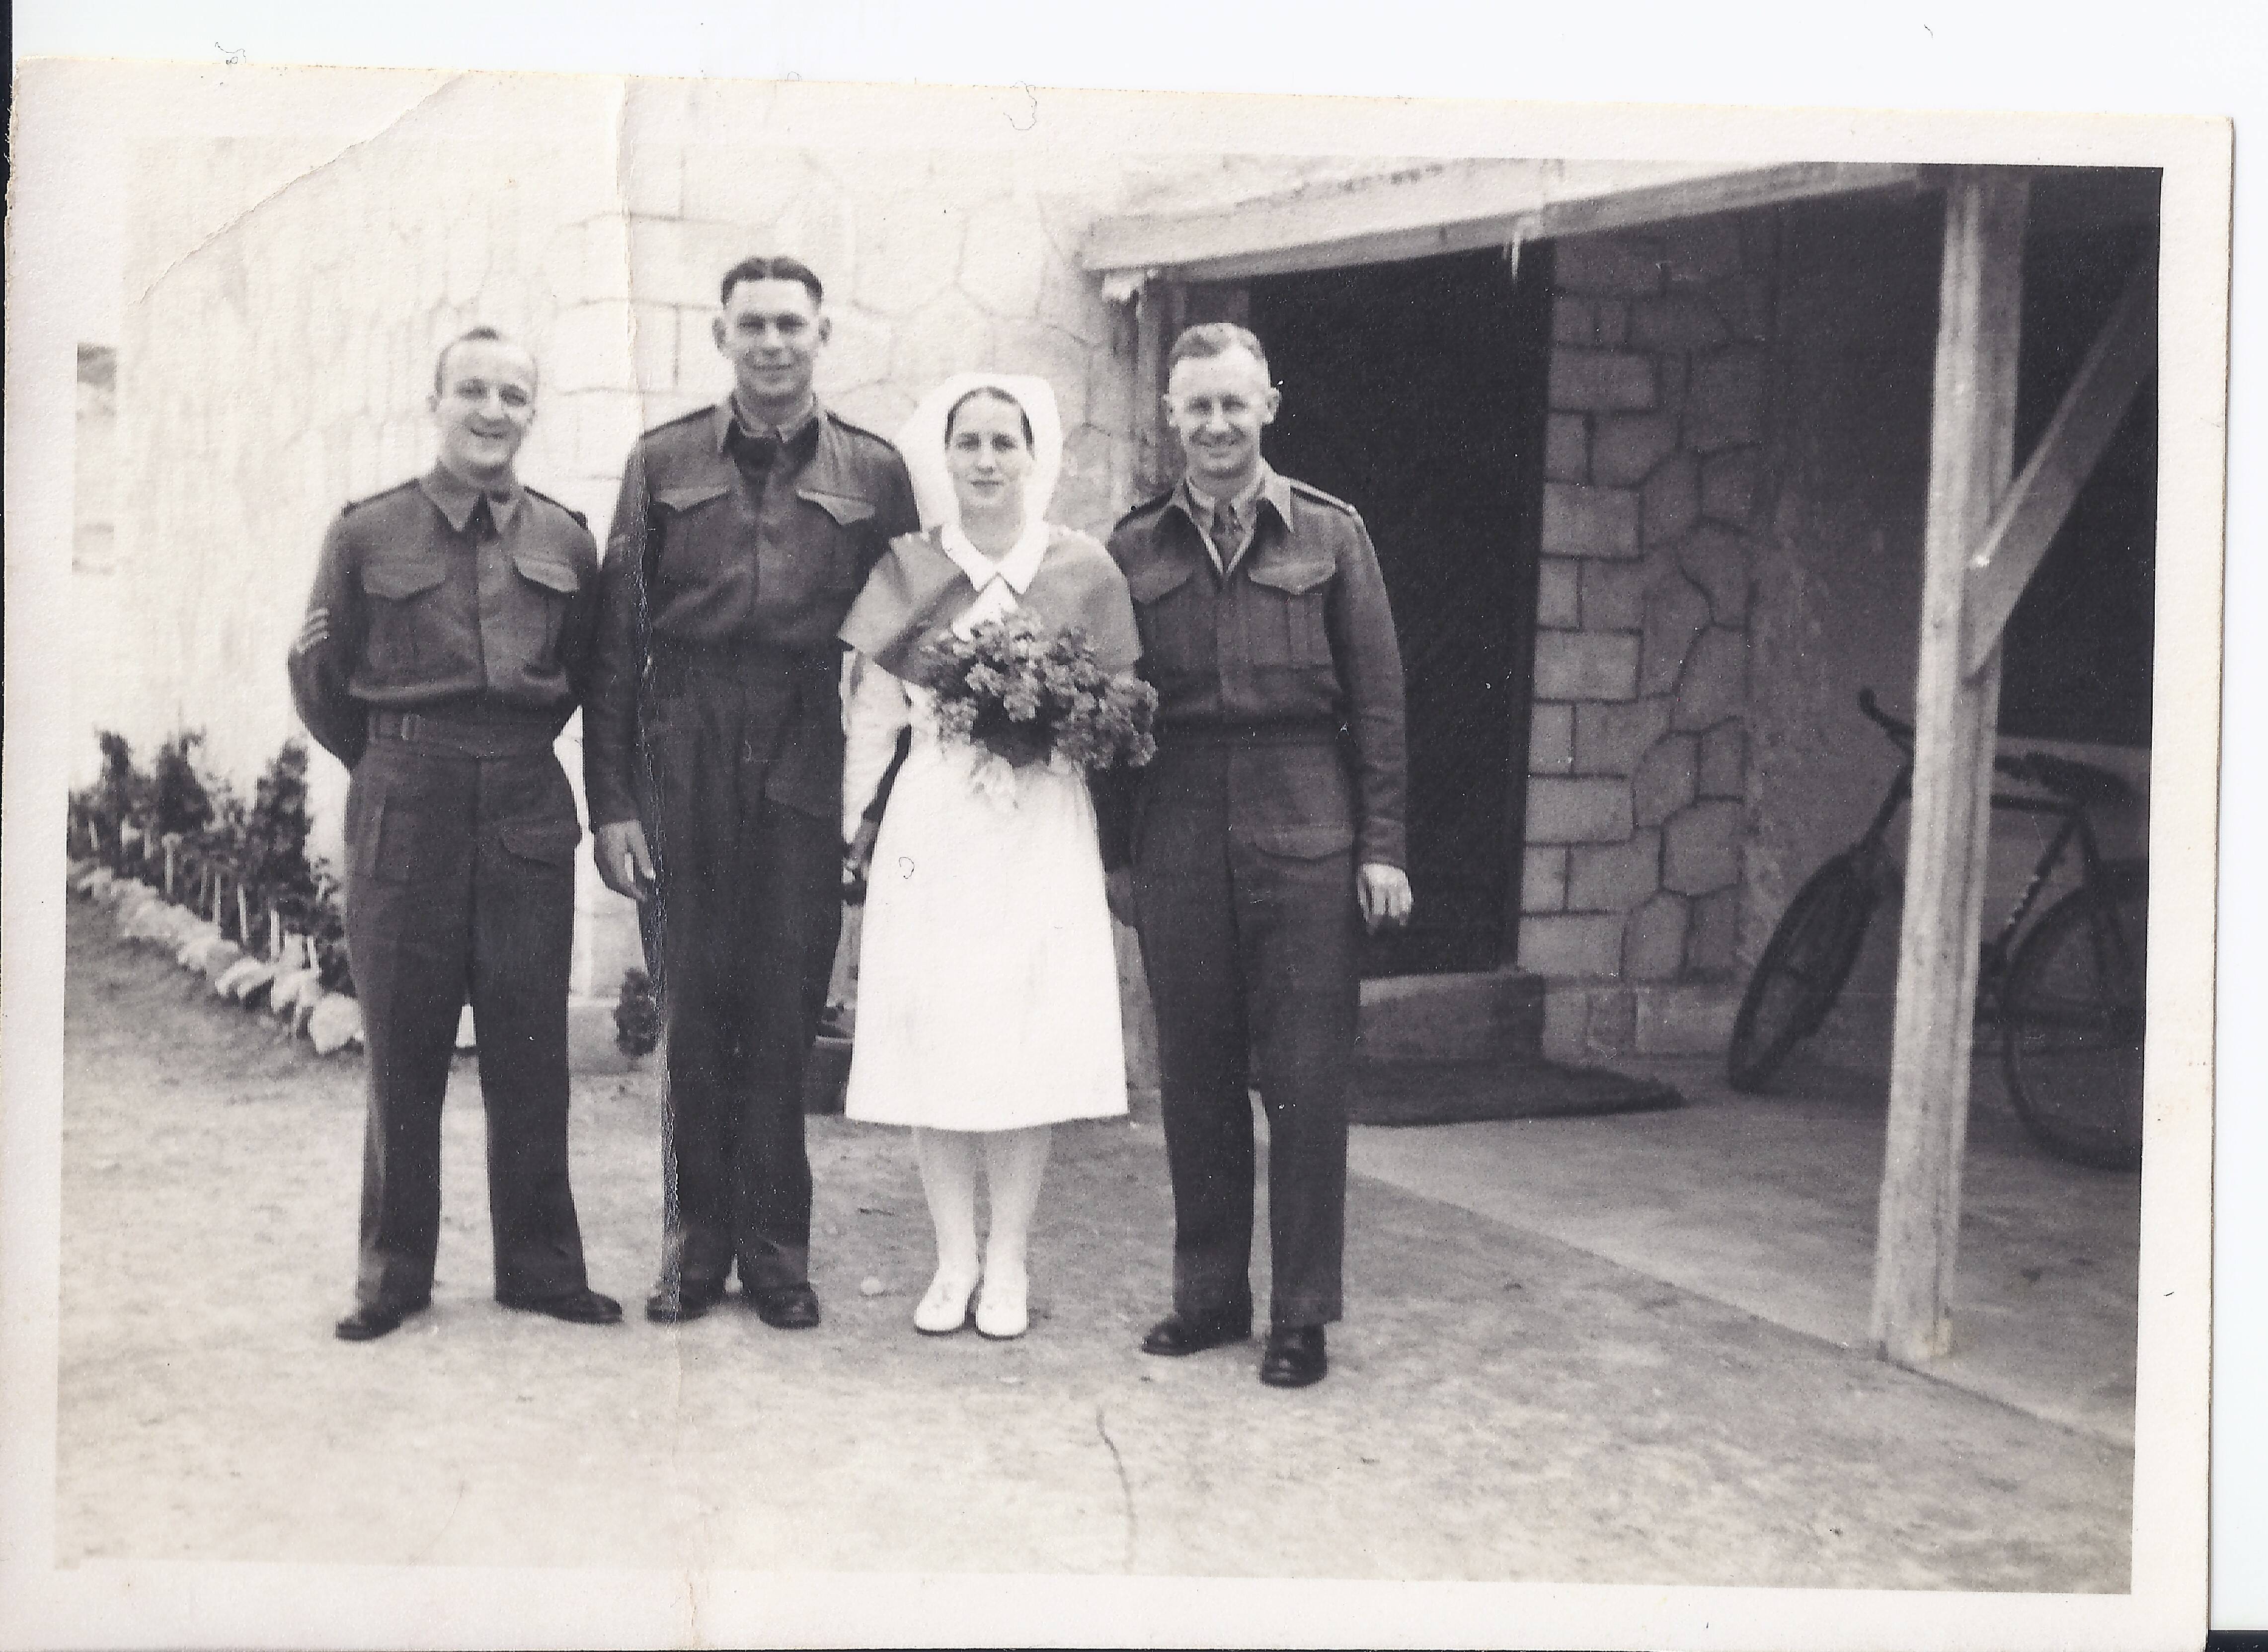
605, 81, 1143, 542
1518, 212, 1780, 1057
71, 347, 121, 787
110, 77, 629, 987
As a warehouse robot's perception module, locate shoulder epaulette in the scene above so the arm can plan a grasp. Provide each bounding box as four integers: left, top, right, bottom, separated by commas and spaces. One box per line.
1287, 478, 1359, 516
524, 487, 589, 530
824, 409, 898, 449
643, 403, 714, 440
340, 479, 420, 517
1113, 490, 1176, 529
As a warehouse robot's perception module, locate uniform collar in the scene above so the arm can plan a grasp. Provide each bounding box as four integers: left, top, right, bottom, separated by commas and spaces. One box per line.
419, 465, 525, 534
939, 518, 1049, 595
1175, 464, 1291, 531
715, 393, 822, 455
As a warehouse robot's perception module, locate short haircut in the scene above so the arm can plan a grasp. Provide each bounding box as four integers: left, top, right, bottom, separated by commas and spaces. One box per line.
719, 255, 825, 309
1167, 320, 1271, 382
944, 385, 1034, 449
432, 325, 536, 395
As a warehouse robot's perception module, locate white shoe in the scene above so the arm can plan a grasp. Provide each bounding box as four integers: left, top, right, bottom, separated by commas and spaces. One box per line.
914, 1269, 979, 1336
974, 1267, 1028, 1340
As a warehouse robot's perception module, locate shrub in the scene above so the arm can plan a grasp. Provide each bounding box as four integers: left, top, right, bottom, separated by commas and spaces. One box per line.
243, 739, 320, 935
150, 731, 213, 841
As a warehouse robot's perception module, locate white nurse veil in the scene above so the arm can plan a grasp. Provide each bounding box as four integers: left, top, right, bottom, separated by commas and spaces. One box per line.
894, 372, 1066, 533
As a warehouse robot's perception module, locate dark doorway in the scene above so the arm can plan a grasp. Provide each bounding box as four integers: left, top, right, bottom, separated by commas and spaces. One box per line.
1249, 245, 1554, 975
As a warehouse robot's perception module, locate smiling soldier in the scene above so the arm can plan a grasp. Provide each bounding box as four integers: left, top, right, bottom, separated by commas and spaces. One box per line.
290, 325, 621, 1341
1106, 321, 1411, 1389
585, 257, 918, 1328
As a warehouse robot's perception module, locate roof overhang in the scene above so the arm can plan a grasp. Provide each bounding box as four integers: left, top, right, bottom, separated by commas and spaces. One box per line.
1083, 158, 1925, 289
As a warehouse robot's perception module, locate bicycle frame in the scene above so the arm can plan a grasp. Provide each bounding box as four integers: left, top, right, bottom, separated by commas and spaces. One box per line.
1843, 753, 2107, 1016
1978, 791, 2104, 1013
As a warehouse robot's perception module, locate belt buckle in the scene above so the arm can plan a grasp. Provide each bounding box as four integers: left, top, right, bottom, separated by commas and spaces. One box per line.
398, 711, 424, 742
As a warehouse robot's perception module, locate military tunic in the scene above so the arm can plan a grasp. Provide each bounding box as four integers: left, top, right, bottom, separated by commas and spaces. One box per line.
289, 465, 603, 1316
585, 401, 918, 1296
1107, 466, 1407, 1332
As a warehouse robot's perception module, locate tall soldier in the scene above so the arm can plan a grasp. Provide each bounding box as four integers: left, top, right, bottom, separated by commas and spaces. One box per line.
291, 325, 622, 1342
586, 256, 918, 1327
1106, 322, 1412, 1389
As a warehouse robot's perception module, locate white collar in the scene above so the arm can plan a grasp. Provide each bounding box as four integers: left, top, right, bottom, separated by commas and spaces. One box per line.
940, 518, 1050, 596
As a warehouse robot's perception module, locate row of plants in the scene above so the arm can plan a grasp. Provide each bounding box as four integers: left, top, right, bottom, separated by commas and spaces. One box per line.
68, 729, 353, 995
70, 727, 662, 1061
67, 728, 371, 1055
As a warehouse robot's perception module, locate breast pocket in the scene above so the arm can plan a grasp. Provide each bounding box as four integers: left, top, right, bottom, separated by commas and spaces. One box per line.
1241, 555, 1335, 668
509, 549, 583, 661
651, 483, 735, 595
360, 559, 450, 680
791, 489, 880, 595
1124, 558, 1205, 674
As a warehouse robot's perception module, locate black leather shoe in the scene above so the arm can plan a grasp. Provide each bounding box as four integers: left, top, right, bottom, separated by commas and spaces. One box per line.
747, 1283, 822, 1330
334, 1298, 429, 1342
1259, 1326, 1328, 1388
499, 1287, 623, 1325
644, 1278, 728, 1324
1140, 1311, 1252, 1357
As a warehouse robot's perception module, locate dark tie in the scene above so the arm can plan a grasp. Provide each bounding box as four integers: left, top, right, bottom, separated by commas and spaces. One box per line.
733, 426, 782, 477
1212, 499, 1241, 558
466, 499, 495, 541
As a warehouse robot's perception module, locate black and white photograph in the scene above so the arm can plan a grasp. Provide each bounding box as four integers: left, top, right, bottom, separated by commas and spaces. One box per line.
0, 16, 2243, 1650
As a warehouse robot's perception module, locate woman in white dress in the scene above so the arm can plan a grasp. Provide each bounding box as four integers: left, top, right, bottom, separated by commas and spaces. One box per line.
838, 374, 1140, 1340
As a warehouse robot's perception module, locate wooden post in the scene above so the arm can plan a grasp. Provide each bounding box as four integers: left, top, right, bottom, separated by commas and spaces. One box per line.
1869, 172, 2030, 1365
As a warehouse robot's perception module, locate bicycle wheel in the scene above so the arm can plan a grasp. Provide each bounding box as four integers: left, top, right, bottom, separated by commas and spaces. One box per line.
2000, 866, 2147, 1171
1727, 852, 1880, 1092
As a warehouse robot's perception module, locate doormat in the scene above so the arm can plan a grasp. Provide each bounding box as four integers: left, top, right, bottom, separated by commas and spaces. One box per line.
1352, 1058, 1684, 1128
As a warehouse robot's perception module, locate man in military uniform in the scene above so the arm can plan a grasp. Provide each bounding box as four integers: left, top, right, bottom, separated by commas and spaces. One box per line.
586, 256, 918, 1327
1106, 321, 1412, 1389
290, 325, 622, 1341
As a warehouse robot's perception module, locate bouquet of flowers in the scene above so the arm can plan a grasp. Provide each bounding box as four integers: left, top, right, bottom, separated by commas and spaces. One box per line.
920, 610, 1158, 782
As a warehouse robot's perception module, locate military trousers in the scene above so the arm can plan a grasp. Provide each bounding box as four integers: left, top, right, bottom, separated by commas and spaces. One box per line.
1130, 738, 1359, 1331
637, 666, 841, 1294
343, 716, 593, 1313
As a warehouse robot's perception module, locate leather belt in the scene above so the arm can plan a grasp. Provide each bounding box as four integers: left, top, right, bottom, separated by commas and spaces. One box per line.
366, 708, 560, 757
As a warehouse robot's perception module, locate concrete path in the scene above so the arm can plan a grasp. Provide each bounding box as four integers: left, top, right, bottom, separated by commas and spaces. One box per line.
56, 905, 2133, 1590
1348, 1051, 2141, 1447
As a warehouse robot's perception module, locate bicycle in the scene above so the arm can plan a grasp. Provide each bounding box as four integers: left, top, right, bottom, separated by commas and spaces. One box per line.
1726, 689, 2147, 1171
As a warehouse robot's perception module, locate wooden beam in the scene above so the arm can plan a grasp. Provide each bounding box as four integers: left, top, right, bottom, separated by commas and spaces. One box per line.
1870, 172, 2030, 1366
1130, 280, 1186, 498
1961, 246, 2159, 679
1128, 280, 1251, 498
1083, 160, 1922, 285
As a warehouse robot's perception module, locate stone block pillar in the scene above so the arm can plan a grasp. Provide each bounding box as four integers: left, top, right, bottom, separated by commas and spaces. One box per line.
1522, 211, 1779, 1058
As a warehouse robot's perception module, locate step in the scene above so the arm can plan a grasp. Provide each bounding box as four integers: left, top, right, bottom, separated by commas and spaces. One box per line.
1351, 1055, 1684, 1128
1356, 968, 1547, 1066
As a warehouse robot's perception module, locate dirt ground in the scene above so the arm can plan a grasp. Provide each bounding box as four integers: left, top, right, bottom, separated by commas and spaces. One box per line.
55, 903, 2132, 1589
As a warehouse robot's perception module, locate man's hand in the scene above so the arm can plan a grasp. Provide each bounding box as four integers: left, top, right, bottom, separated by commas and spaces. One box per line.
1358, 863, 1413, 933
595, 820, 657, 901
1104, 865, 1137, 927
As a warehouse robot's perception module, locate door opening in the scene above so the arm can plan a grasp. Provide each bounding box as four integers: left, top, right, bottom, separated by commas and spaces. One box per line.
1248, 245, 1554, 975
